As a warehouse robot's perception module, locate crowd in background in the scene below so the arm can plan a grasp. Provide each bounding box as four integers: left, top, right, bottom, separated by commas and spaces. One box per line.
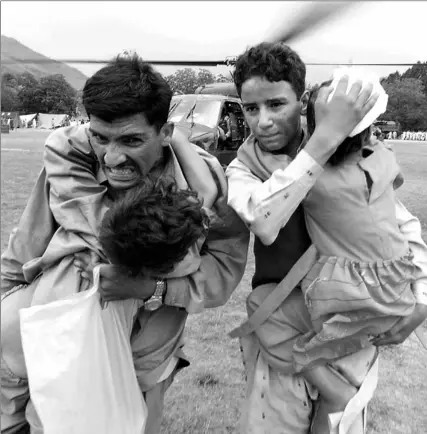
400, 131, 427, 141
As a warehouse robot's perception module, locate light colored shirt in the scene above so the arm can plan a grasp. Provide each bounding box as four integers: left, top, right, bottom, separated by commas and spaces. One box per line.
1, 124, 250, 389
1, 124, 250, 313
226, 149, 427, 305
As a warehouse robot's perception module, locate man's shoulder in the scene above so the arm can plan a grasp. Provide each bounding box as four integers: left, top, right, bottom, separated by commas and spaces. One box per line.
45, 123, 92, 154
46, 124, 89, 142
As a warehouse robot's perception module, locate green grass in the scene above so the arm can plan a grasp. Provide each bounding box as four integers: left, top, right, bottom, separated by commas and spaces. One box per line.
1, 130, 427, 433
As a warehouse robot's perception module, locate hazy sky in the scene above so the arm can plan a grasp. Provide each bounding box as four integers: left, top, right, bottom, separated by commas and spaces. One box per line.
1, 1, 426, 84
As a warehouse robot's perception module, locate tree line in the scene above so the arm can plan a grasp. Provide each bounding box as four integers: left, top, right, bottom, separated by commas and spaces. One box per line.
1, 72, 79, 116
379, 61, 427, 131
2, 62, 426, 131
164, 68, 232, 94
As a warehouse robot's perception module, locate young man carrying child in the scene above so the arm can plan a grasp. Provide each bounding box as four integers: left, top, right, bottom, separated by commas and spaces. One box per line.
223, 43, 427, 433
1, 53, 249, 434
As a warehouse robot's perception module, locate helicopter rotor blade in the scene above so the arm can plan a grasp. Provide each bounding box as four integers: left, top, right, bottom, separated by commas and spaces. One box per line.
0, 2, 414, 68
0, 58, 227, 66
265, 1, 357, 44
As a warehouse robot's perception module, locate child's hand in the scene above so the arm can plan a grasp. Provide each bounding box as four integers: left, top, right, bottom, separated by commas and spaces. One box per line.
372, 303, 427, 347
314, 75, 379, 148
74, 250, 102, 286
93, 265, 156, 302
170, 125, 190, 149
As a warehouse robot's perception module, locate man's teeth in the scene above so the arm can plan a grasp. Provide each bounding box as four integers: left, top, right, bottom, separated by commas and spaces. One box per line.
109, 167, 134, 175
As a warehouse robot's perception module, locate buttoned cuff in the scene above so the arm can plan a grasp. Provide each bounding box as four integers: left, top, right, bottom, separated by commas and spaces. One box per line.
297, 149, 324, 175
164, 277, 187, 309
292, 149, 324, 192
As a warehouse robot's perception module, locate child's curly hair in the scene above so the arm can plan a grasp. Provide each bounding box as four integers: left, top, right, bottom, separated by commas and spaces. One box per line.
99, 177, 209, 276
306, 80, 371, 166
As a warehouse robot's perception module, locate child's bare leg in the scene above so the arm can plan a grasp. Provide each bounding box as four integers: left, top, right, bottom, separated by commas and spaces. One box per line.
303, 365, 357, 412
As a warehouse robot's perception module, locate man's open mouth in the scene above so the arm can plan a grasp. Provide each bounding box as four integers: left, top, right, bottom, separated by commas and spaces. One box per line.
105, 166, 137, 180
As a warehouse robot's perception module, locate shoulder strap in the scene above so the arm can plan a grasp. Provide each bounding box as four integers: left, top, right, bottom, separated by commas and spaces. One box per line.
229, 245, 318, 339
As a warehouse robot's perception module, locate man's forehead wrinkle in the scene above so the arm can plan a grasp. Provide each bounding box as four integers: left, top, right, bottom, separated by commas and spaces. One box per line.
90, 120, 151, 139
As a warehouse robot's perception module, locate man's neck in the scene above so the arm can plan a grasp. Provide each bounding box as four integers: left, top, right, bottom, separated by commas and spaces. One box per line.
270, 129, 305, 159
151, 146, 171, 179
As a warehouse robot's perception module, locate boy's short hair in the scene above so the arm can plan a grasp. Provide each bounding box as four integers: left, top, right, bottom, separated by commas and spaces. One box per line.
99, 178, 208, 276
306, 80, 371, 166
233, 42, 306, 99
83, 53, 172, 131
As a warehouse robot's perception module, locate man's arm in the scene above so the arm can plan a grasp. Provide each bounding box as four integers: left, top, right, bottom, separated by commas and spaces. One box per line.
164, 148, 250, 313
95, 153, 250, 313
227, 76, 383, 246
1, 169, 57, 292
164, 194, 250, 313
44, 125, 109, 242
226, 149, 323, 246
49, 129, 250, 313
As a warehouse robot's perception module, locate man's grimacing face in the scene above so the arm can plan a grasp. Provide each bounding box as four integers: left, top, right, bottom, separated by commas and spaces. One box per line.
240, 76, 307, 153
88, 113, 173, 191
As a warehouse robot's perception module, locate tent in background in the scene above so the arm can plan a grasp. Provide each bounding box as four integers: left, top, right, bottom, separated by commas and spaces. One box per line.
37, 113, 69, 129
19, 114, 38, 127
1, 112, 22, 128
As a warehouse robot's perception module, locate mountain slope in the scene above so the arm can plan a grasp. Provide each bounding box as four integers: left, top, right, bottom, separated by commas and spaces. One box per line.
1, 35, 87, 90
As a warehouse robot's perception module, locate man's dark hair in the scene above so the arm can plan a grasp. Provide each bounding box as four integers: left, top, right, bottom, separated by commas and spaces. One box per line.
99, 178, 208, 276
306, 80, 371, 166
233, 42, 306, 99
83, 53, 173, 131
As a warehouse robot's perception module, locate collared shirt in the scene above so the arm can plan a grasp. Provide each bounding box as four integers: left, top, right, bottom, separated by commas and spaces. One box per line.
226, 137, 427, 305
1, 124, 250, 314
0, 124, 250, 389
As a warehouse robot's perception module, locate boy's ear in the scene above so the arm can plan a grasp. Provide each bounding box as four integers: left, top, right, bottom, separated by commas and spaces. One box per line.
160, 122, 175, 147
300, 90, 310, 116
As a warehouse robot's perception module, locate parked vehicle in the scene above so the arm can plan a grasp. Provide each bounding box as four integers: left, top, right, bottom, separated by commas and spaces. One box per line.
168, 93, 250, 168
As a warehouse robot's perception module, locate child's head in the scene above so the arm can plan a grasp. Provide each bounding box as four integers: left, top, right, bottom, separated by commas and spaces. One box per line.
233, 42, 306, 100
306, 80, 371, 166
233, 42, 308, 154
99, 177, 208, 277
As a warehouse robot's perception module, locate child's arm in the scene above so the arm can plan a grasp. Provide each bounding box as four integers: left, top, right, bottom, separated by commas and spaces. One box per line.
170, 127, 218, 208
44, 125, 108, 255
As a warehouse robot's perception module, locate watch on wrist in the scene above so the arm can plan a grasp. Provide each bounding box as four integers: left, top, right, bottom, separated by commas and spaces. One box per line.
144, 279, 166, 311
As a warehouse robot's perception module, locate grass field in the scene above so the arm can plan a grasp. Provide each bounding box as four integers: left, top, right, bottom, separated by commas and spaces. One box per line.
1, 129, 427, 434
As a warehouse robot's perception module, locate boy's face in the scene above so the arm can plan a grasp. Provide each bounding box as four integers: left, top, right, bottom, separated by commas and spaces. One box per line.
88, 113, 174, 191
240, 76, 306, 154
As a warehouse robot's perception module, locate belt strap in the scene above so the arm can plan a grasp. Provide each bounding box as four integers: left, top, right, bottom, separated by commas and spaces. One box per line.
229, 244, 318, 339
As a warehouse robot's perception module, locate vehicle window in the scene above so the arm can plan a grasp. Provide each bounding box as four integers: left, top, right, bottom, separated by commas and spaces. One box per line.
226, 101, 246, 142
168, 98, 195, 123
168, 99, 222, 129
168, 97, 182, 116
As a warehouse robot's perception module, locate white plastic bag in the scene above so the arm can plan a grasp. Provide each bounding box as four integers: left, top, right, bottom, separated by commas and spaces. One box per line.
20, 265, 147, 434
